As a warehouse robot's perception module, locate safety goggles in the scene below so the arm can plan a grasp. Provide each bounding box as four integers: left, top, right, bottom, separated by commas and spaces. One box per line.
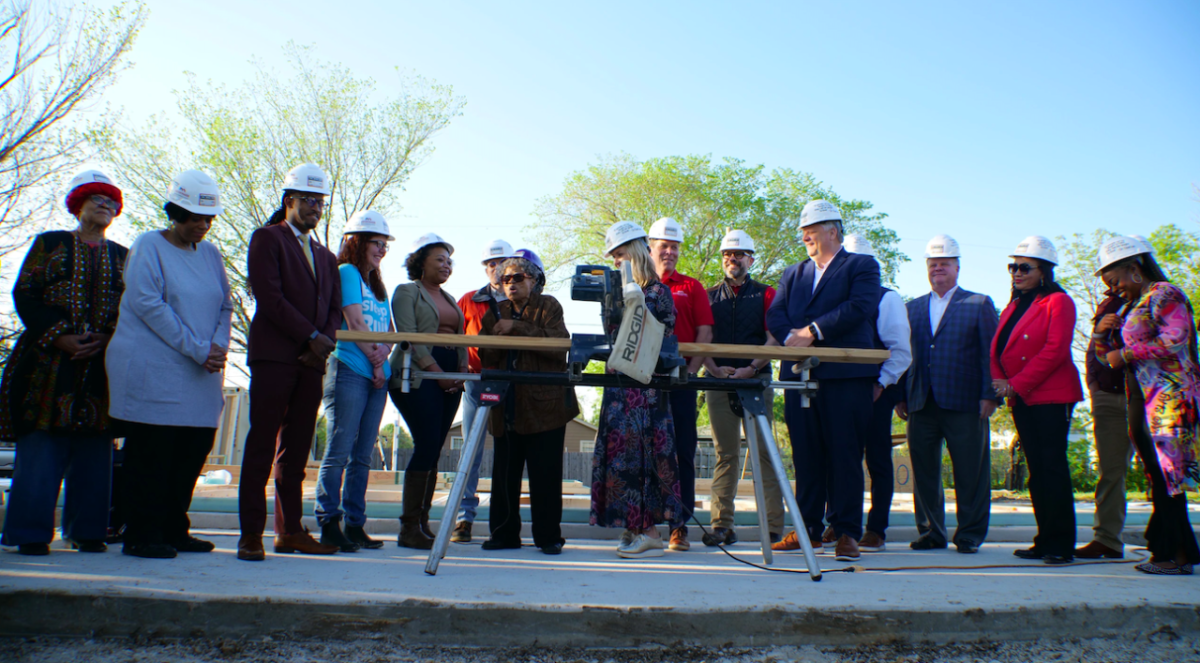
501, 273, 529, 284
1007, 262, 1037, 275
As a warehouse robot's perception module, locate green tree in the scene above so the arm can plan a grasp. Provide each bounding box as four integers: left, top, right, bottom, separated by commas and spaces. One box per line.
89, 43, 465, 366
1146, 224, 1200, 317
531, 154, 905, 288
1055, 229, 1119, 355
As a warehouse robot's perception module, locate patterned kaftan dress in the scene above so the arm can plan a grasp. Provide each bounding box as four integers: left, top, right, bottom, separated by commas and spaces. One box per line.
589, 281, 685, 529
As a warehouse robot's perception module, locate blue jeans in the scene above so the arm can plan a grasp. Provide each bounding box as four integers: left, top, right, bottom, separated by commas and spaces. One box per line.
316, 359, 388, 527
1, 431, 112, 545
455, 381, 487, 524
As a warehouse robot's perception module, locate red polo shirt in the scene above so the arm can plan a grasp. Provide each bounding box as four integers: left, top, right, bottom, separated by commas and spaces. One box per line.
661, 270, 714, 343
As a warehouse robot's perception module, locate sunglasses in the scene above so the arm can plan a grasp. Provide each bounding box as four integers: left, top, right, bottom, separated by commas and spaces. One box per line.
366, 239, 388, 252
291, 195, 326, 210
501, 273, 529, 285
1007, 262, 1037, 275
90, 195, 119, 211
723, 251, 751, 260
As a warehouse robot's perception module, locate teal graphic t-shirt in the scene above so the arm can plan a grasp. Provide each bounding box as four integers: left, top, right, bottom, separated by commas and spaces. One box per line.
333, 264, 392, 380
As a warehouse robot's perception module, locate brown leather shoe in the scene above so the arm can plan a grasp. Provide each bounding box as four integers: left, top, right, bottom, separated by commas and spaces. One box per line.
237, 535, 265, 562
669, 528, 690, 552
858, 530, 886, 552
821, 525, 836, 545
1074, 540, 1123, 559
450, 521, 472, 543
274, 530, 338, 555
771, 530, 822, 553
834, 534, 861, 562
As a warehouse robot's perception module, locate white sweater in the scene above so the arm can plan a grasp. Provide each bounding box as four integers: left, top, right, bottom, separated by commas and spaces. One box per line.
106, 231, 233, 428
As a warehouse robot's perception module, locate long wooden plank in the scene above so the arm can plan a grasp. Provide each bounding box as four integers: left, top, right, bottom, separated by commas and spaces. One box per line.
339, 331, 888, 364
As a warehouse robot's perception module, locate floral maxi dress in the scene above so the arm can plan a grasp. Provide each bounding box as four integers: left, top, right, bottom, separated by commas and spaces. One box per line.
590, 281, 685, 529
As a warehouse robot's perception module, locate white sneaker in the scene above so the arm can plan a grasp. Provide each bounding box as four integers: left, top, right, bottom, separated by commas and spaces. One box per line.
618, 529, 635, 548
617, 533, 665, 559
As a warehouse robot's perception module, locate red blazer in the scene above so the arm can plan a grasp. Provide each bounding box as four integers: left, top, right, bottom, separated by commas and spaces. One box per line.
246, 222, 342, 369
990, 291, 1082, 405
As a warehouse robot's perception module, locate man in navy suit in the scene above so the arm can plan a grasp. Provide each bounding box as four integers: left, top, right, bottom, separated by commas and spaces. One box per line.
895, 235, 999, 554
766, 200, 881, 562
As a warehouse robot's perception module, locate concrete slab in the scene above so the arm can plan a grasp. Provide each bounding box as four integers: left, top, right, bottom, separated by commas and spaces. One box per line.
1, 529, 1196, 647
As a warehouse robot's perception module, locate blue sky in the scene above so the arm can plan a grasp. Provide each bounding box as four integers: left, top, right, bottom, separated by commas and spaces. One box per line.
78, 0, 1199, 391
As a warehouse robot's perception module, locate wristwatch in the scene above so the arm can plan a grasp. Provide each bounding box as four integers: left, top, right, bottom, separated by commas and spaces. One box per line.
807, 323, 818, 337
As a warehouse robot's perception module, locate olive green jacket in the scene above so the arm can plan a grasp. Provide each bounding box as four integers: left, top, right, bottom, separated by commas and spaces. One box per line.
387, 281, 468, 390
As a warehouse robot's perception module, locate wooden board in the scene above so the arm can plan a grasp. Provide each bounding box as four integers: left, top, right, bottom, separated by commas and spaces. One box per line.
338, 331, 889, 364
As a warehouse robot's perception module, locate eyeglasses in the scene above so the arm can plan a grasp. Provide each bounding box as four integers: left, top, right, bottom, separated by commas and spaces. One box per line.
501, 273, 528, 285
1007, 262, 1037, 275
291, 195, 326, 210
367, 239, 388, 252
484, 258, 506, 269
723, 251, 751, 260
90, 195, 119, 211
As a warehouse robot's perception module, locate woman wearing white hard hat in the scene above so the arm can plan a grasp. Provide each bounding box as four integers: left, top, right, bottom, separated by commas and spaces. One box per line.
990, 235, 1083, 564
313, 211, 396, 553
387, 233, 467, 549
589, 221, 685, 559
0, 169, 128, 556
1094, 236, 1200, 575
104, 169, 233, 559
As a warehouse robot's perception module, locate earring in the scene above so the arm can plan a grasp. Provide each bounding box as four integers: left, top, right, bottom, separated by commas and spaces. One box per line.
1040, 277, 1045, 287
1131, 272, 1143, 284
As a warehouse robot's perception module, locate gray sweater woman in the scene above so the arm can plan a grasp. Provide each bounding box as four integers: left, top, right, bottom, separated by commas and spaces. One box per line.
106, 231, 233, 428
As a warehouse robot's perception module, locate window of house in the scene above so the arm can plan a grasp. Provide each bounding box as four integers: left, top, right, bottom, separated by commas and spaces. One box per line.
580, 440, 595, 453
450, 436, 464, 450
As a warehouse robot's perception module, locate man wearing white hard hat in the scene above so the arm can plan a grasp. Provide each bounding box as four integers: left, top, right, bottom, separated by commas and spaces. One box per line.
766, 200, 880, 562
836, 234, 911, 553
895, 234, 999, 554
105, 169, 233, 559
313, 211, 396, 553
700, 229, 785, 547
647, 217, 714, 552
238, 163, 342, 560
448, 239, 520, 544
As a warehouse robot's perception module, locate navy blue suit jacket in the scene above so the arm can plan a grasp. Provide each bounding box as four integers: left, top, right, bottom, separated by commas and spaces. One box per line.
766, 249, 881, 381
902, 287, 999, 414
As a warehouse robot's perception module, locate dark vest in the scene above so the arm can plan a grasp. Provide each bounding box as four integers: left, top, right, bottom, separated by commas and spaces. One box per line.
708, 277, 769, 372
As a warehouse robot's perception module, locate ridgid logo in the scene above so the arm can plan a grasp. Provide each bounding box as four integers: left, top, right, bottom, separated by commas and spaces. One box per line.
621, 303, 646, 362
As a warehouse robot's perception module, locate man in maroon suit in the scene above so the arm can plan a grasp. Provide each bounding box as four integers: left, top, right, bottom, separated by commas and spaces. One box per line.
238, 163, 343, 561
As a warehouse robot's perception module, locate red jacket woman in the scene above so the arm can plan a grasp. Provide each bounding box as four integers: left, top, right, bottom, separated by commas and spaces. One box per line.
991, 290, 1083, 406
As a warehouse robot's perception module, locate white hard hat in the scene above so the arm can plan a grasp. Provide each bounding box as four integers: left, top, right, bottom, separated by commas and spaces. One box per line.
67, 169, 116, 194
603, 220, 648, 257
799, 199, 842, 228
1128, 234, 1154, 255
165, 169, 223, 216
647, 217, 685, 243
924, 234, 961, 259
481, 239, 518, 263
843, 233, 876, 257
344, 210, 394, 240
1094, 236, 1149, 276
719, 229, 756, 253
282, 162, 331, 195
1010, 235, 1059, 265
411, 232, 454, 255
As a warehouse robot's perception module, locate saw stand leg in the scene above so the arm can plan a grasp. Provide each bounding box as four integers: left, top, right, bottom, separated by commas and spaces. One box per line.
735, 388, 822, 581
425, 381, 510, 576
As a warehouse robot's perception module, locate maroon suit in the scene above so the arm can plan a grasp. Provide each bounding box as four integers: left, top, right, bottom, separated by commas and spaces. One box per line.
239, 222, 342, 537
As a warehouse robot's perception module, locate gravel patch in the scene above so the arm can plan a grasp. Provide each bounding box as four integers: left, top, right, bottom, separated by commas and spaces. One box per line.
1, 634, 1197, 663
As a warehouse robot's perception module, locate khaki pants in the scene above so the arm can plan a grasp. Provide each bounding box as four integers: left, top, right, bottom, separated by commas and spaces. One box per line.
706, 388, 784, 533
1090, 388, 1132, 551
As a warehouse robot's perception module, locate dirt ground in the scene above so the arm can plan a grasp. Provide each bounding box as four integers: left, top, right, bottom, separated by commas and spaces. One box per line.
1, 632, 1197, 663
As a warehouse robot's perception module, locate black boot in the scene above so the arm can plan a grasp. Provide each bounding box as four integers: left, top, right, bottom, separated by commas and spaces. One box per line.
320, 518, 360, 553
345, 525, 384, 550
419, 472, 438, 539
399, 470, 434, 550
